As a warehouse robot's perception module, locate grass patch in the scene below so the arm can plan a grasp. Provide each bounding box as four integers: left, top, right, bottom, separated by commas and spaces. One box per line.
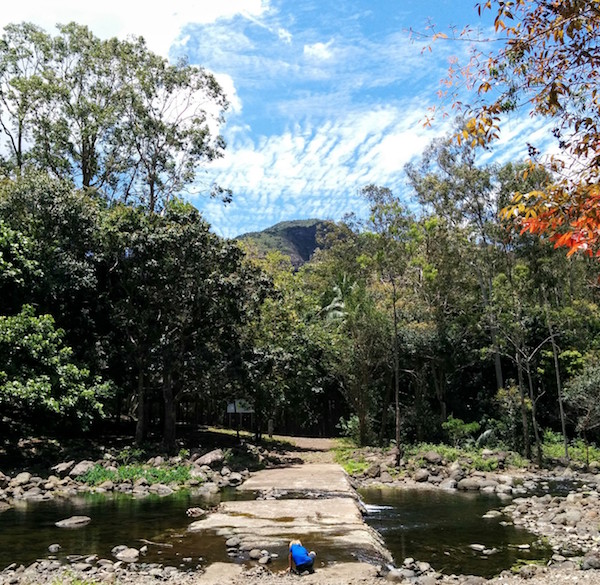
333, 439, 369, 475
79, 463, 191, 486
543, 438, 600, 465
405, 442, 528, 472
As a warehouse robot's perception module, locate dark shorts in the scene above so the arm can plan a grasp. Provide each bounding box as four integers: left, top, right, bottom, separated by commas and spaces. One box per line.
294, 559, 314, 574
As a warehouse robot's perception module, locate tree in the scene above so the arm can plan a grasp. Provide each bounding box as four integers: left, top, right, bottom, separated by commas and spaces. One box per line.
362, 185, 416, 458
564, 361, 600, 464
443, 1, 600, 257
0, 305, 110, 433
0, 22, 229, 210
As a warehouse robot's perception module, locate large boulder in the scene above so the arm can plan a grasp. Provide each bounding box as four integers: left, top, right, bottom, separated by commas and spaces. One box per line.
422, 451, 443, 465
458, 478, 482, 491
55, 515, 91, 528
69, 461, 95, 478
195, 449, 225, 468
52, 461, 75, 478
414, 469, 430, 483
11, 472, 31, 487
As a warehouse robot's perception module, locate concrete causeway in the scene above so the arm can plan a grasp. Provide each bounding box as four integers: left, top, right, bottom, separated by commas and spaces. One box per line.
189, 439, 391, 581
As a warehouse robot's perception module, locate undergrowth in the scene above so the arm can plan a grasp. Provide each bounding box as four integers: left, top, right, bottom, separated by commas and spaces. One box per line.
79, 463, 192, 486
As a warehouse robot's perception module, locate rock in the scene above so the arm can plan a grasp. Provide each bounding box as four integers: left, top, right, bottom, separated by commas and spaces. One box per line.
51, 461, 75, 477
439, 479, 457, 490
195, 449, 225, 467
71, 562, 93, 572
414, 469, 430, 483
482, 510, 502, 519
0, 472, 9, 488
416, 561, 431, 573
379, 471, 393, 483
186, 507, 206, 518
582, 552, 600, 570
140, 546, 148, 554
113, 547, 139, 562
365, 463, 381, 479
69, 461, 95, 477
98, 480, 114, 491
48, 544, 61, 553
11, 472, 31, 487
55, 516, 91, 528
519, 564, 538, 578
422, 451, 443, 464
386, 568, 408, 582
249, 548, 262, 560
469, 544, 486, 552
458, 478, 481, 491
149, 483, 174, 496
226, 537, 241, 548
220, 466, 231, 476
228, 472, 243, 486
190, 468, 208, 481
258, 556, 271, 565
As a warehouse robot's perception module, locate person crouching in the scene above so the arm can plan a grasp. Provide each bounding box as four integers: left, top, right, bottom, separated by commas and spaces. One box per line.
288, 539, 316, 574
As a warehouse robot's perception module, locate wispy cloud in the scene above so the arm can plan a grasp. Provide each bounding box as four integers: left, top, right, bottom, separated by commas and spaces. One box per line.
194, 100, 450, 237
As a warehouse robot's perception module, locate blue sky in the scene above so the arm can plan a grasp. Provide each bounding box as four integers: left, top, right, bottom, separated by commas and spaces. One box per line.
1, 1, 551, 238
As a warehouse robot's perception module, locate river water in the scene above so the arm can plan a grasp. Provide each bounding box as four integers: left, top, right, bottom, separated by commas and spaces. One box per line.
360, 487, 551, 577
0, 486, 550, 576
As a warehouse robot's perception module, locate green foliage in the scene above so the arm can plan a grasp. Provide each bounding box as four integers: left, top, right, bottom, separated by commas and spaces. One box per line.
442, 415, 481, 447
115, 446, 146, 465
333, 440, 370, 475
0, 305, 110, 431
79, 463, 191, 486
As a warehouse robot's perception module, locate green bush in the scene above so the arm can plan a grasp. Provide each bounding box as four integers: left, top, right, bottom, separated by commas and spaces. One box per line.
79, 463, 192, 486
333, 440, 369, 475
442, 415, 481, 447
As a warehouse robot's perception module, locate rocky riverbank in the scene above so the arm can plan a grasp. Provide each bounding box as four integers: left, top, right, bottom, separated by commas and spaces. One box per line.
3, 440, 600, 584
0, 446, 264, 510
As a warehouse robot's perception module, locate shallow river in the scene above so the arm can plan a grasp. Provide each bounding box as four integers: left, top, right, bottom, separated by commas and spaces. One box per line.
360, 487, 551, 577
0, 486, 550, 576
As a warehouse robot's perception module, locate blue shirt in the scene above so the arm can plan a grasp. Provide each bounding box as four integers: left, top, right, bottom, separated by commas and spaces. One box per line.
290, 544, 312, 566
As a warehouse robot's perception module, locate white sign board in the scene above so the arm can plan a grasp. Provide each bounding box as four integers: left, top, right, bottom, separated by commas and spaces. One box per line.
226, 399, 254, 414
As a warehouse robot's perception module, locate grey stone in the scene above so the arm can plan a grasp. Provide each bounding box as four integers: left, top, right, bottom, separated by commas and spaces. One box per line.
11, 472, 31, 487
195, 449, 225, 467
258, 555, 271, 564
114, 547, 139, 562
48, 544, 61, 553
0, 472, 9, 488
422, 451, 443, 464
228, 472, 243, 486
414, 469, 430, 483
69, 461, 95, 477
519, 564, 538, 579
51, 461, 75, 477
582, 552, 600, 570
458, 478, 481, 491
226, 537, 241, 547
149, 483, 174, 496
439, 479, 457, 490
249, 548, 262, 560
55, 515, 91, 528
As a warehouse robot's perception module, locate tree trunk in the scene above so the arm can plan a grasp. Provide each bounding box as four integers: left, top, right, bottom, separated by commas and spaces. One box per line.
516, 349, 531, 459
378, 372, 392, 446
162, 372, 176, 454
134, 369, 146, 444
543, 290, 569, 460
525, 364, 542, 466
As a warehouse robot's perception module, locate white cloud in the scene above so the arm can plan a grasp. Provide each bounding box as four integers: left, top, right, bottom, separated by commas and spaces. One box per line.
303, 39, 334, 61
196, 101, 450, 237
278, 27, 292, 43
0, 0, 269, 56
